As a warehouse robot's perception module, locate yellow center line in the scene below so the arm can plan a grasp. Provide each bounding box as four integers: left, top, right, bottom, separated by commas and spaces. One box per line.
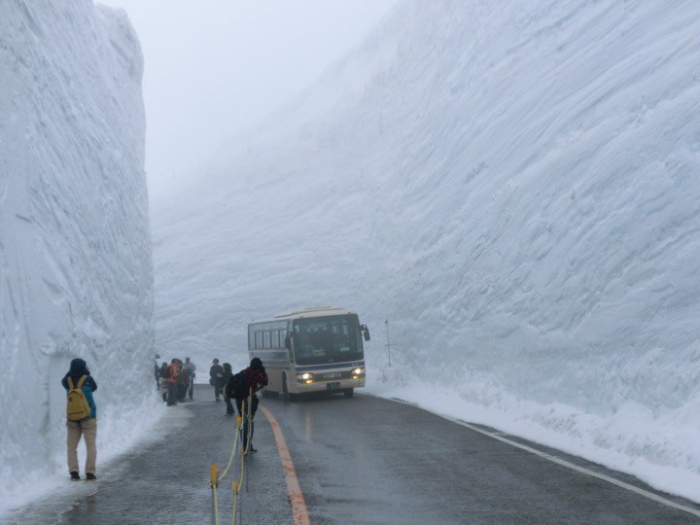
260, 405, 311, 525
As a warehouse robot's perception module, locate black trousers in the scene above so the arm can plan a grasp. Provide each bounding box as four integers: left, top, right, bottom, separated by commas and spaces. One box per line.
166, 382, 177, 406
235, 395, 259, 418
235, 395, 259, 448
224, 394, 234, 415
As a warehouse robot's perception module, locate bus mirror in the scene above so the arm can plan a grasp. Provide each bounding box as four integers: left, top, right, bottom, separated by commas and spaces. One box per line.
361, 325, 370, 342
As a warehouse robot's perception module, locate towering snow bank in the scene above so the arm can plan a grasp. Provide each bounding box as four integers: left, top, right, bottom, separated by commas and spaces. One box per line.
152, 0, 700, 498
0, 0, 154, 508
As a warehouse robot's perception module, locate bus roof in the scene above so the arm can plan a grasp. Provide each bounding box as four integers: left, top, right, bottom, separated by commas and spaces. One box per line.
250, 306, 357, 324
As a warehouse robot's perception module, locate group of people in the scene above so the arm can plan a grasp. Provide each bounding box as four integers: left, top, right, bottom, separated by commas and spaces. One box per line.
156, 357, 196, 406
62, 354, 268, 482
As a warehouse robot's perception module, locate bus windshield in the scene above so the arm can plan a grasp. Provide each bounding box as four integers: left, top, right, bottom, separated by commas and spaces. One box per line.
292, 315, 364, 365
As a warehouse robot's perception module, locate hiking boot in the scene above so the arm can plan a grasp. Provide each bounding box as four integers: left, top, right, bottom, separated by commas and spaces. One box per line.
70, 472, 80, 481
86, 473, 97, 481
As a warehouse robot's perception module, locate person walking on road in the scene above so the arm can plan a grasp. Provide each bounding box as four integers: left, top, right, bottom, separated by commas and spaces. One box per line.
183, 357, 196, 400
229, 358, 268, 452
61, 358, 98, 481
159, 361, 169, 402
154, 354, 161, 389
177, 363, 190, 402
167, 358, 179, 406
221, 363, 234, 416
209, 358, 224, 402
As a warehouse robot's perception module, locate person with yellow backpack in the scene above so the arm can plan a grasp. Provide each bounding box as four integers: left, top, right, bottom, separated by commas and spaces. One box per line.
61, 358, 98, 481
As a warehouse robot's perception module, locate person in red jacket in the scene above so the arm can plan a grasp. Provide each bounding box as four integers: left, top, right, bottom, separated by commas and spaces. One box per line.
233, 358, 268, 453
166, 358, 179, 406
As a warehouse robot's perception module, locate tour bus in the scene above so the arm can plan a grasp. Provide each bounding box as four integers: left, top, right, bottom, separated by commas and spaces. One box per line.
247, 307, 370, 399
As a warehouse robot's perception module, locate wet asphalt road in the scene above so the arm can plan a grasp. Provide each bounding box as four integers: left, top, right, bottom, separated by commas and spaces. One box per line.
8, 385, 700, 524
266, 393, 700, 525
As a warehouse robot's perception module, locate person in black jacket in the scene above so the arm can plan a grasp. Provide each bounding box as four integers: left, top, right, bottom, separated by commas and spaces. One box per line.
230, 358, 268, 453
221, 363, 234, 416
154, 357, 160, 389
209, 359, 224, 402
183, 357, 196, 400
159, 362, 169, 402
61, 358, 98, 481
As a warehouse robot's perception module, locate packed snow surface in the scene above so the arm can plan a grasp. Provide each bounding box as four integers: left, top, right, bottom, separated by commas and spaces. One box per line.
0, 0, 156, 514
152, 0, 700, 501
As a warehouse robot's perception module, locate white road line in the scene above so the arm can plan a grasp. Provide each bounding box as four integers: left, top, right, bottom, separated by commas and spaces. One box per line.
392, 398, 700, 519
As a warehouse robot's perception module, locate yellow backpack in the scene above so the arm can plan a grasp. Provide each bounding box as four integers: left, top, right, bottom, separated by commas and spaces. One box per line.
66, 376, 91, 421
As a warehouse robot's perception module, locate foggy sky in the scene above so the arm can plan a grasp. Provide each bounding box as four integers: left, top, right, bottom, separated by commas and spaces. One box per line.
97, 0, 399, 193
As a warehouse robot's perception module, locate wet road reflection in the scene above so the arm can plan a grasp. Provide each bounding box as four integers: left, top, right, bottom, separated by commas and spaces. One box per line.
7, 387, 700, 524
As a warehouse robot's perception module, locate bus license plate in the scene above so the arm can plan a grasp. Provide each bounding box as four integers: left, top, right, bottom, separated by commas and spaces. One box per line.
326, 382, 341, 390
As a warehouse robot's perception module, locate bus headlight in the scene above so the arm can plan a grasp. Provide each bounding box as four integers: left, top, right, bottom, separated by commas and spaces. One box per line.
297, 372, 314, 384
352, 367, 364, 379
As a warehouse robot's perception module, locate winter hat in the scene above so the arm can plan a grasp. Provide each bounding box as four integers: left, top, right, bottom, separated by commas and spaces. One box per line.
68, 358, 88, 381
65, 358, 90, 387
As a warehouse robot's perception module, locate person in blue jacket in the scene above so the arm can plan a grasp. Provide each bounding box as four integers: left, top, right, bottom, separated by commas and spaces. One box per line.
61, 358, 98, 481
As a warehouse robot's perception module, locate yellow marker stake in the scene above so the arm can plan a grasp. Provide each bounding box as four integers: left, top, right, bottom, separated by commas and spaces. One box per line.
211, 463, 218, 487
232, 481, 240, 525
211, 462, 220, 525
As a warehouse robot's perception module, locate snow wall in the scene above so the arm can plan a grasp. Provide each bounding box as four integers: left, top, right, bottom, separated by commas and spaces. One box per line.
152, 1, 700, 499
0, 0, 155, 507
